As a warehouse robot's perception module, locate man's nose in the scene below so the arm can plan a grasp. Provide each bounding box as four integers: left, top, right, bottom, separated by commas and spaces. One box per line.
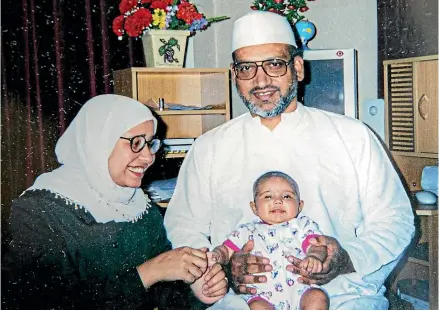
253, 66, 272, 87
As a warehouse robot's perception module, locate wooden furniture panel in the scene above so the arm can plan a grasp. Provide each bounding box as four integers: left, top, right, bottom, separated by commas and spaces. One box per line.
160, 115, 202, 138
392, 154, 438, 191
426, 214, 438, 310
391, 209, 438, 310
136, 72, 203, 106
414, 60, 438, 154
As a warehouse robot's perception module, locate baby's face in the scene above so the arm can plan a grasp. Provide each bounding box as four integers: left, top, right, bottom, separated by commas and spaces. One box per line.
251, 176, 302, 225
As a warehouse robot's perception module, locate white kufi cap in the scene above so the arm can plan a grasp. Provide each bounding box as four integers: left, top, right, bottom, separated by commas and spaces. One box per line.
232, 11, 297, 53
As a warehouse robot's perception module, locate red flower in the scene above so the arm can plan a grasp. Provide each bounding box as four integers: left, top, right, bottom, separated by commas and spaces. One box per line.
151, 0, 168, 10
177, 2, 203, 25
124, 8, 152, 37
299, 6, 309, 12
119, 0, 138, 14
140, 0, 153, 3
112, 15, 125, 36
273, 0, 283, 3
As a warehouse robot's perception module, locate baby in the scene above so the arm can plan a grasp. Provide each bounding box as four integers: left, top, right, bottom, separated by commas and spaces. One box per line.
210, 171, 329, 310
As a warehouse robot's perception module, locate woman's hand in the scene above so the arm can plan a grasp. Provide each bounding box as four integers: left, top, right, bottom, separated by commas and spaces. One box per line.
229, 239, 272, 295
286, 235, 355, 285
137, 246, 208, 288
191, 262, 228, 304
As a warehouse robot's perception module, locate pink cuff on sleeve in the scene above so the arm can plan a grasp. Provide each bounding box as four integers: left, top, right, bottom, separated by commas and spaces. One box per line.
301, 234, 320, 253
223, 239, 241, 252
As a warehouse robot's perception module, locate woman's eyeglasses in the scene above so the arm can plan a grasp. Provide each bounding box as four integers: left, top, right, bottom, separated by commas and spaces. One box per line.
119, 135, 161, 154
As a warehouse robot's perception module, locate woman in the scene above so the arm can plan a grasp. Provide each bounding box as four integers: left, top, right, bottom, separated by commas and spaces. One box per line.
1, 94, 227, 309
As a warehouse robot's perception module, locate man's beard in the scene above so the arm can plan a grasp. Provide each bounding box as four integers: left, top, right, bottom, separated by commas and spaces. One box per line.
237, 74, 298, 118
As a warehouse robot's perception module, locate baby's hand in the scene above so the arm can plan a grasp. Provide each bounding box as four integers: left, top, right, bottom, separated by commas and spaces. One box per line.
299, 256, 323, 274
207, 251, 221, 267
190, 262, 227, 303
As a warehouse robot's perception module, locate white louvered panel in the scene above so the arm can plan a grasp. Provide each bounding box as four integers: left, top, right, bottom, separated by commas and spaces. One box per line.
387, 62, 415, 152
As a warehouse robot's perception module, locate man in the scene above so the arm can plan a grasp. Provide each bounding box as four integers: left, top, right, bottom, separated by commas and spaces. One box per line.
164, 11, 414, 309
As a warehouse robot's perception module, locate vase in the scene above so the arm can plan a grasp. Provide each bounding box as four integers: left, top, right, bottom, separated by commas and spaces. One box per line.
295, 20, 316, 50
142, 30, 190, 68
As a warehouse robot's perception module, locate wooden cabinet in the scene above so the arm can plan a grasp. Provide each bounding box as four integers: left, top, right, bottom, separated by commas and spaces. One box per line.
384, 55, 438, 191
113, 67, 231, 141
384, 55, 438, 309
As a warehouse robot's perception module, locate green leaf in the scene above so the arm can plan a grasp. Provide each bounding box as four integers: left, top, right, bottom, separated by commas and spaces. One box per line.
168, 37, 178, 46
159, 46, 166, 56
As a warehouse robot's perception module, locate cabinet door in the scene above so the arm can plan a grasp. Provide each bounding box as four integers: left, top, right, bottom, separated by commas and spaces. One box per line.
415, 59, 438, 154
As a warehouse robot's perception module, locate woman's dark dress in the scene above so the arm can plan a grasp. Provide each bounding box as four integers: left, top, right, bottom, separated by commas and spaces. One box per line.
1, 190, 205, 309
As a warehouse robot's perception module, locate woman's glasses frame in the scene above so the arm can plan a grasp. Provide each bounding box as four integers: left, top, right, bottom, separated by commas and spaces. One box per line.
119, 135, 161, 154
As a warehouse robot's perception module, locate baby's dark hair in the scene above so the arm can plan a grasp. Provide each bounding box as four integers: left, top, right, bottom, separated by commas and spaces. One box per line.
253, 171, 300, 201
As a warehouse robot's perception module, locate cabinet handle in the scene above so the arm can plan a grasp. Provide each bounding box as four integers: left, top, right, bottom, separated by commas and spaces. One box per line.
417, 94, 428, 120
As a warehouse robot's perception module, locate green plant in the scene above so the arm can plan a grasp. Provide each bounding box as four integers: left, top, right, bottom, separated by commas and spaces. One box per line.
250, 0, 315, 25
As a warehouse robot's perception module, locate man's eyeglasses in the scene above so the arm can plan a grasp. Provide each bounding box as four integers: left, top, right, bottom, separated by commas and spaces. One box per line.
119, 135, 161, 154
233, 58, 293, 80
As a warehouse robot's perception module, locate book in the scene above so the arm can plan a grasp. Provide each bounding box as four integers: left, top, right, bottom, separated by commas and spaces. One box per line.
163, 138, 195, 145
164, 144, 192, 152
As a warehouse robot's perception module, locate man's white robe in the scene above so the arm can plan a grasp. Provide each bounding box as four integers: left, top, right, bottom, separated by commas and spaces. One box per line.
164, 103, 415, 309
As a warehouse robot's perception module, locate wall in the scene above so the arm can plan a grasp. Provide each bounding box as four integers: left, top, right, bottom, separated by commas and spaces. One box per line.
192, 0, 378, 119
377, 0, 438, 98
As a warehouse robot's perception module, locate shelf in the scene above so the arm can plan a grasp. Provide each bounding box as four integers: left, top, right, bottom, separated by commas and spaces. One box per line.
415, 209, 438, 216
391, 151, 438, 159
156, 202, 168, 208
164, 153, 187, 159
154, 109, 227, 116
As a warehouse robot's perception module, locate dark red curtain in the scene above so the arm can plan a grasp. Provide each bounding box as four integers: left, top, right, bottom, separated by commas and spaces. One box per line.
1, 0, 145, 228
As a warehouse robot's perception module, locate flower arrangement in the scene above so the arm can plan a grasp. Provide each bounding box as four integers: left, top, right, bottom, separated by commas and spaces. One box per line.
112, 0, 229, 39
250, 0, 315, 25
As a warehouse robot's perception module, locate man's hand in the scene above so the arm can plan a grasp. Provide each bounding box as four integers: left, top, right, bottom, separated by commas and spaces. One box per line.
228, 239, 272, 295
287, 235, 355, 285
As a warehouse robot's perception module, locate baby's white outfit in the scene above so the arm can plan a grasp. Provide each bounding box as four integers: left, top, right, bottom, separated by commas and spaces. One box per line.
224, 215, 323, 310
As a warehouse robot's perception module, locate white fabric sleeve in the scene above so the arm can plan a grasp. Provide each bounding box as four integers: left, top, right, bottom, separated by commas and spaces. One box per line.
164, 139, 213, 249
225, 224, 251, 250
297, 215, 324, 240
342, 127, 415, 285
